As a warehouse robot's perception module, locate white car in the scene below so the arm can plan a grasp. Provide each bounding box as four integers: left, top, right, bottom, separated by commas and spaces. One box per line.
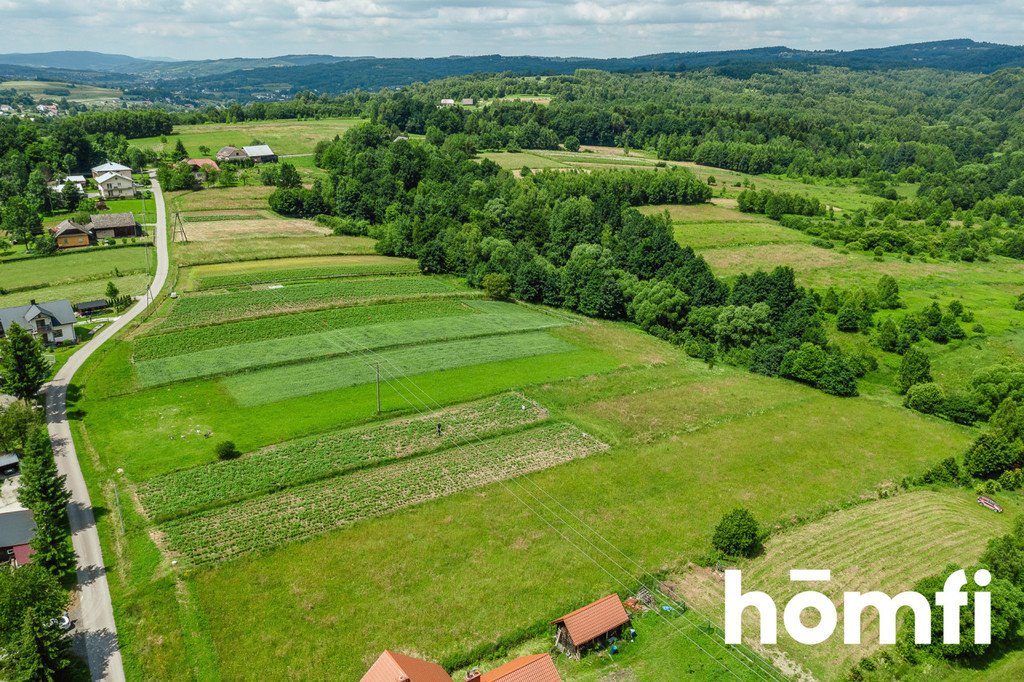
46, 613, 73, 631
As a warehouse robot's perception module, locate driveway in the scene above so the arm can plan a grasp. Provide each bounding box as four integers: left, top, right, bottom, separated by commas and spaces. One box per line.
44, 172, 169, 682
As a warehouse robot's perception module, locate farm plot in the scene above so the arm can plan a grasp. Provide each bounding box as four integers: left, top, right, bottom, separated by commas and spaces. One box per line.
191, 256, 419, 290
138, 392, 547, 521
0, 246, 150, 294
136, 303, 567, 386
160, 422, 607, 566
134, 299, 477, 361
159, 276, 468, 329
129, 117, 365, 157
182, 216, 329, 242
174, 235, 376, 266
221, 330, 578, 406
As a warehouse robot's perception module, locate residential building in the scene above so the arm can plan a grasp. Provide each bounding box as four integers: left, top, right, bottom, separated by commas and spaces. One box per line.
361, 651, 451, 682
1, 475, 36, 567
462, 98, 475, 106
216, 146, 248, 162
50, 174, 87, 194
185, 158, 220, 180
242, 144, 277, 164
552, 594, 631, 658
50, 220, 93, 249
89, 212, 140, 239
91, 160, 133, 180
96, 172, 135, 199
0, 299, 78, 345
440, 98, 456, 106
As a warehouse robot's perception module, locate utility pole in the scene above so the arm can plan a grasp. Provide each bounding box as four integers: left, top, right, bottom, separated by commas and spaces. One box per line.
375, 363, 381, 414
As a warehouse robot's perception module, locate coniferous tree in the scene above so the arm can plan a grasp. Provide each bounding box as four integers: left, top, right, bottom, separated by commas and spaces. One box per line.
0, 324, 50, 402
7, 607, 71, 682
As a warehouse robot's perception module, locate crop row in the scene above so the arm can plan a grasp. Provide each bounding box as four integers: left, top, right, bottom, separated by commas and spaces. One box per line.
159, 422, 607, 566
134, 299, 475, 361
193, 261, 421, 290
221, 330, 577, 406
138, 392, 548, 521
136, 304, 566, 386
159, 276, 466, 330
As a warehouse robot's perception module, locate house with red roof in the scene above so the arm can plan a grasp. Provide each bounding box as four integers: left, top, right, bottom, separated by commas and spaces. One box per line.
552, 594, 630, 658
361, 650, 452, 682
465, 653, 561, 682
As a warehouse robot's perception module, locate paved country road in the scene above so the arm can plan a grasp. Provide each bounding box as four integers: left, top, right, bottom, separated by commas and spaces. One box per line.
44, 173, 169, 682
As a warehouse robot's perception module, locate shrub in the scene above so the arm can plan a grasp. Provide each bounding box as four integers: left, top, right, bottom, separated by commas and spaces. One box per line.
904, 382, 945, 414
964, 432, 1023, 480
896, 347, 932, 394
711, 508, 761, 558
215, 441, 241, 461
482, 273, 512, 301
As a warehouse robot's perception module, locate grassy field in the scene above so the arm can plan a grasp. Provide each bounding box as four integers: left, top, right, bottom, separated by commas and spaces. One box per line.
0, 246, 153, 307
42, 196, 159, 229
129, 117, 366, 157
0, 79, 121, 103
670, 490, 1023, 681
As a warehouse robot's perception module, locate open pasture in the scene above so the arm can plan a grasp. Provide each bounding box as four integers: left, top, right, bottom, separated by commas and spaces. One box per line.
138, 392, 548, 521
670, 490, 1021, 681
137, 302, 566, 386
161, 421, 606, 566
222, 330, 578, 405
129, 117, 366, 156
159, 275, 469, 329
168, 186, 274, 213
173, 234, 375, 266
0, 246, 150, 293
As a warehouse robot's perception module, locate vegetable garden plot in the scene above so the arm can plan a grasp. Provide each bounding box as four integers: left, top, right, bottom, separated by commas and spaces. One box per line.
160, 422, 607, 566
158, 276, 467, 329
134, 300, 477, 361
136, 304, 567, 386
138, 392, 547, 521
221, 331, 577, 406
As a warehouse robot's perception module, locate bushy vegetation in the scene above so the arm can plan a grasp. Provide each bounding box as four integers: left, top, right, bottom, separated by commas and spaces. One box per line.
711, 508, 762, 558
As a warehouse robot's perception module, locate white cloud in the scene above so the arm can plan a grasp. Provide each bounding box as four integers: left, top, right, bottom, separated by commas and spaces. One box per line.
0, 1, 1021, 59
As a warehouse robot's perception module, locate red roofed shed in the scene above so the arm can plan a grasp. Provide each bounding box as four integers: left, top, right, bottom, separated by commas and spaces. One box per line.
552, 594, 630, 658
479, 653, 561, 682
361, 650, 451, 682
12, 543, 35, 566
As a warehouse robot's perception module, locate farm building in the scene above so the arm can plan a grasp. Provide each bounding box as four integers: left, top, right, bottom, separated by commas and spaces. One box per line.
0, 298, 77, 345
75, 299, 109, 316
216, 146, 248, 162
95, 172, 135, 199
462, 98, 475, 106
242, 144, 277, 164
439, 98, 456, 106
552, 594, 630, 658
89, 212, 141, 239
50, 219, 93, 249
185, 158, 220, 180
1, 475, 36, 567
361, 650, 451, 682
91, 160, 132, 179
472, 653, 561, 682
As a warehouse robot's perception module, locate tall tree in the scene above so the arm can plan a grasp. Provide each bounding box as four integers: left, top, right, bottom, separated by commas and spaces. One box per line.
0, 324, 50, 402
6, 607, 71, 682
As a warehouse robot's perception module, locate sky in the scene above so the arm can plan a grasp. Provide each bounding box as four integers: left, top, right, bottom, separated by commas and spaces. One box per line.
1, 1, 1023, 60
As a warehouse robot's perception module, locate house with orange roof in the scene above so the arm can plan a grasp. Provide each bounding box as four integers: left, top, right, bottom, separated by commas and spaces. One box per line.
464, 653, 562, 682
552, 594, 630, 658
361, 650, 452, 682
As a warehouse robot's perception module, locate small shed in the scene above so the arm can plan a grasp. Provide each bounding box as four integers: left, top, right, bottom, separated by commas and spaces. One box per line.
552, 594, 630, 658
75, 299, 109, 316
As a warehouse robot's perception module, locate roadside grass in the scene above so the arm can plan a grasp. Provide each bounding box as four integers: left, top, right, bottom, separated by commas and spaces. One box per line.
129, 117, 366, 156
138, 392, 548, 521
221, 330, 578, 405
669, 490, 1022, 681
137, 303, 567, 386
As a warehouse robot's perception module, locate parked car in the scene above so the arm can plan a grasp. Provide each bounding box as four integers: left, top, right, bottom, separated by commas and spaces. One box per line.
0, 453, 19, 478
46, 613, 73, 631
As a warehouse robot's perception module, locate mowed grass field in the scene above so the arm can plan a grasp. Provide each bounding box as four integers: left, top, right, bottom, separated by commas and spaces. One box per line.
671, 490, 1023, 681
0, 246, 153, 307
129, 117, 366, 156
68, 245, 978, 679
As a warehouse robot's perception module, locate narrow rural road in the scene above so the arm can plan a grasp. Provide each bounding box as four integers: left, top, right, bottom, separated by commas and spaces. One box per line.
44, 173, 169, 682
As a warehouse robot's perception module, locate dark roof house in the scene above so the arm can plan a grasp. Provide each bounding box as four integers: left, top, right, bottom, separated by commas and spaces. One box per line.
89, 212, 140, 238
552, 594, 630, 658
75, 299, 109, 314
361, 650, 451, 682
0, 299, 77, 345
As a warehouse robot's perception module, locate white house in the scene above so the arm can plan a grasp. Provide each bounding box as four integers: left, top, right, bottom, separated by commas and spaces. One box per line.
0, 299, 78, 345
91, 160, 133, 180
95, 172, 135, 199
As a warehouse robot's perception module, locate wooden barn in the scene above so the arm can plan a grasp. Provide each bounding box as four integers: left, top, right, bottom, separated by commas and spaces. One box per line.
552, 594, 630, 658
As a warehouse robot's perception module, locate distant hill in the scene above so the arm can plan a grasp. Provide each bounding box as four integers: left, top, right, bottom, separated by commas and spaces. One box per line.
2, 40, 1023, 101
